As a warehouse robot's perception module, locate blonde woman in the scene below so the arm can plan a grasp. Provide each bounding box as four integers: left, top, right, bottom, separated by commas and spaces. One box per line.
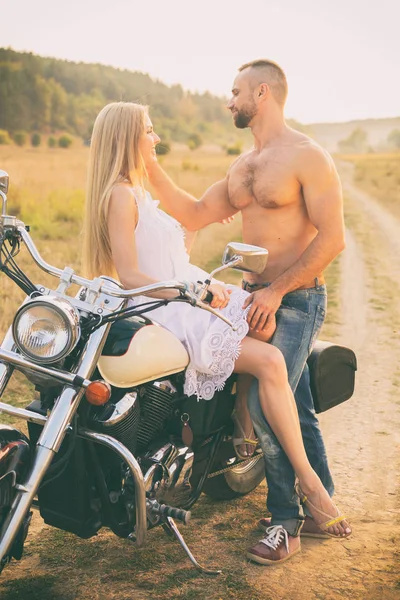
83, 102, 351, 565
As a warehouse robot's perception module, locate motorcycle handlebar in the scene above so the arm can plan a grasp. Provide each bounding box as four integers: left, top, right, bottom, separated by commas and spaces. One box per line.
14, 223, 236, 328
17, 226, 187, 298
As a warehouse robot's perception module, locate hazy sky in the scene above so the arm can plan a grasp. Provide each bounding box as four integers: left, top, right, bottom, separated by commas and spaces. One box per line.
2, 0, 399, 124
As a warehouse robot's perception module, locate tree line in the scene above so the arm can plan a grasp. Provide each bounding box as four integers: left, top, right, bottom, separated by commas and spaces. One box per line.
0, 48, 237, 146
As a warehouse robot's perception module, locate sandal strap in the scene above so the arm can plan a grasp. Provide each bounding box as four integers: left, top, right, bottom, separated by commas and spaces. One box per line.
233, 437, 258, 446
321, 515, 347, 530
295, 483, 346, 528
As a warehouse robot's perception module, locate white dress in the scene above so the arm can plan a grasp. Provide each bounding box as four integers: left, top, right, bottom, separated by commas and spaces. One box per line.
130, 189, 250, 400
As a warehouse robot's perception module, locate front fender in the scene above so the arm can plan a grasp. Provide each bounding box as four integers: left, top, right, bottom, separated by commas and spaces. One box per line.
0, 425, 31, 482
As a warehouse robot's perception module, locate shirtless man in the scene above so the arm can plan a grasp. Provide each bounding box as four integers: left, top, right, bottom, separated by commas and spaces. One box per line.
146, 59, 347, 564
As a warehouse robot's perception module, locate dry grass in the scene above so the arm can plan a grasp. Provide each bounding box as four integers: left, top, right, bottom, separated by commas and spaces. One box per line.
0, 145, 364, 599
338, 151, 400, 219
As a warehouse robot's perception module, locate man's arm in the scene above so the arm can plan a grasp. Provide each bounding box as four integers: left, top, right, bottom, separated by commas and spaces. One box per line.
147, 162, 238, 231
244, 146, 345, 331
272, 146, 345, 293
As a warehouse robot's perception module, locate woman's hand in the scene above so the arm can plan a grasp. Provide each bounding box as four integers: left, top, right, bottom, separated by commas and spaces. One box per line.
207, 283, 232, 309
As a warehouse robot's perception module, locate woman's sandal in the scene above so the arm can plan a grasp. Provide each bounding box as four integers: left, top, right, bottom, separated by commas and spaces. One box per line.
295, 483, 352, 539
231, 410, 258, 460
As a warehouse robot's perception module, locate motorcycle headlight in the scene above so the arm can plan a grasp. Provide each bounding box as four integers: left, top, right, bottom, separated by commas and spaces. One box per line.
12, 297, 81, 364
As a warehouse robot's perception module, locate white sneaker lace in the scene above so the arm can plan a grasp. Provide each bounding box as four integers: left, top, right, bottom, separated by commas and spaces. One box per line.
259, 525, 289, 553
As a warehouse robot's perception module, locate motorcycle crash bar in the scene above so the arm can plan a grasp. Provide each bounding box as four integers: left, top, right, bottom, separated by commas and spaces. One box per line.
0, 347, 92, 389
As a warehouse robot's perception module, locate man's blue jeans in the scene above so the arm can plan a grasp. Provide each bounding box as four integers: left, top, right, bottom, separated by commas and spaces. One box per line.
246, 283, 335, 536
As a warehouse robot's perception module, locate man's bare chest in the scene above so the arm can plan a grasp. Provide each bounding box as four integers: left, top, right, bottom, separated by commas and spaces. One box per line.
228, 153, 300, 210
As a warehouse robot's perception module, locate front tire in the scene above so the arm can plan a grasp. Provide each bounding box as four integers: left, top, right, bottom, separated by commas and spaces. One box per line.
203, 440, 265, 501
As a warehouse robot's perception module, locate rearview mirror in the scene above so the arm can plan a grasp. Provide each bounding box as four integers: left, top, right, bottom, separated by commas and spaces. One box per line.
0, 170, 9, 195
222, 242, 268, 274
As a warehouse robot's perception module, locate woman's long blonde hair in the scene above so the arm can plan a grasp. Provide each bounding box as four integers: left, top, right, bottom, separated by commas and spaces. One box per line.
83, 101, 147, 279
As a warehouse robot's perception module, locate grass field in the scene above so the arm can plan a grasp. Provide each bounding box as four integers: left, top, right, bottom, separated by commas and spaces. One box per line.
339, 152, 400, 219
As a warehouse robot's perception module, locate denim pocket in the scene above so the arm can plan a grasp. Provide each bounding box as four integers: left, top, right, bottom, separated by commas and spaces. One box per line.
281, 292, 310, 316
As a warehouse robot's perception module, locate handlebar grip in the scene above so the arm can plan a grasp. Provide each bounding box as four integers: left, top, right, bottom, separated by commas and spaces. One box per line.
204, 290, 214, 304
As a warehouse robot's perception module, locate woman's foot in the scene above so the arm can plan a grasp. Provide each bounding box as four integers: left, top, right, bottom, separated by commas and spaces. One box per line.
231, 408, 257, 460
296, 481, 352, 538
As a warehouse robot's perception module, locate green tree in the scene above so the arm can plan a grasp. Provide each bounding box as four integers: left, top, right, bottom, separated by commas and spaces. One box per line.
338, 128, 368, 153
187, 132, 203, 150
13, 131, 28, 146
155, 141, 171, 155
31, 132, 41, 147
48, 136, 57, 148
0, 130, 11, 145
226, 141, 243, 155
58, 135, 72, 149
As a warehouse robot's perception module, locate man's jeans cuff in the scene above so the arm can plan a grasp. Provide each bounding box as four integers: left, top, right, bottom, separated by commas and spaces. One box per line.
271, 517, 305, 537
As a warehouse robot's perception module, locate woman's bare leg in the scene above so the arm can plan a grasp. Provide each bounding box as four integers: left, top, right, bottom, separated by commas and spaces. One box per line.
233, 326, 275, 457
234, 336, 351, 537
233, 374, 256, 457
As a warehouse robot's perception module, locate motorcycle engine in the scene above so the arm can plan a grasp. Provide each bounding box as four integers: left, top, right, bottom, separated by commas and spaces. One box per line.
136, 380, 178, 450
87, 379, 178, 455
88, 391, 140, 454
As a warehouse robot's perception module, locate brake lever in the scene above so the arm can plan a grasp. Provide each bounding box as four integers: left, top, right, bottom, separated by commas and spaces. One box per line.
180, 282, 236, 329
196, 299, 237, 330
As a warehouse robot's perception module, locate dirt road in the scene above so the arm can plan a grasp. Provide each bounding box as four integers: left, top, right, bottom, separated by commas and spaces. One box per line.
245, 161, 400, 599
0, 162, 399, 599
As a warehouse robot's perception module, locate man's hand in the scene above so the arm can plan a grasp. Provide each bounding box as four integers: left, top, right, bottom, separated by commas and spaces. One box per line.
144, 151, 158, 176
243, 287, 283, 331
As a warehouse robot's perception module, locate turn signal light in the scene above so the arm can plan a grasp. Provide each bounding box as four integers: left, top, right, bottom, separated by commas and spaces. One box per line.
85, 380, 111, 405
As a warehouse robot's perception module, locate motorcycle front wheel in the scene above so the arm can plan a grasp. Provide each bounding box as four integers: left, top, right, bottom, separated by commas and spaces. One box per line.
203, 440, 265, 501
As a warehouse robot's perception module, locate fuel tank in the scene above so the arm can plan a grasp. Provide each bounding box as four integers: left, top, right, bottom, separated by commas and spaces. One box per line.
98, 316, 189, 388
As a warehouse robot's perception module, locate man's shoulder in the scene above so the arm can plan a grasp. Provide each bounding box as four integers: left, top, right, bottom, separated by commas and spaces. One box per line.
290, 134, 335, 173
286, 129, 326, 155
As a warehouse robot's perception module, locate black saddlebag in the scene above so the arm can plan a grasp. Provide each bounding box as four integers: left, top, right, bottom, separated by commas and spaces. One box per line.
27, 401, 101, 538
307, 340, 357, 414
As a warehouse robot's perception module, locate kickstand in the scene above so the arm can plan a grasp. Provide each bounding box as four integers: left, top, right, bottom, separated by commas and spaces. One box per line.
162, 517, 222, 576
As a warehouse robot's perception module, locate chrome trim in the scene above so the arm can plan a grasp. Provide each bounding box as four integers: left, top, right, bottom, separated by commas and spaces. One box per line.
99, 391, 138, 427
207, 256, 243, 280
0, 191, 6, 217
12, 296, 81, 364
0, 347, 91, 388
0, 413, 147, 547
0, 445, 56, 562
0, 326, 16, 396
0, 170, 9, 195
38, 323, 110, 452
77, 428, 147, 547
0, 403, 47, 426
18, 226, 187, 299
153, 380, 177, 395
0, 322, 111, 563
222, 242, 269, 274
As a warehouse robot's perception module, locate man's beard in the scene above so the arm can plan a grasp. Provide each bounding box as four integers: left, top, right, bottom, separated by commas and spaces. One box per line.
233, 101, 257, 129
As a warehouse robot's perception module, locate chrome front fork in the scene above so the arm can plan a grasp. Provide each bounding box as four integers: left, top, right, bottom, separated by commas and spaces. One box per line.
0, 323, 145, 563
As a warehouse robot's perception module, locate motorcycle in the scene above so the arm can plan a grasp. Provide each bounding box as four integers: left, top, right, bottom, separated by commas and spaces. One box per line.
0, 169, 357, 576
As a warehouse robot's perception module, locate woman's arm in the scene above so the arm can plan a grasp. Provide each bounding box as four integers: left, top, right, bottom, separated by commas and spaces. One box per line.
108, 185, 232, 309
108, 185, 178, 299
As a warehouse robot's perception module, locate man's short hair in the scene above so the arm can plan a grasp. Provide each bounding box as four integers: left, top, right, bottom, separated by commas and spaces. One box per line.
239, 59, 288, 106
